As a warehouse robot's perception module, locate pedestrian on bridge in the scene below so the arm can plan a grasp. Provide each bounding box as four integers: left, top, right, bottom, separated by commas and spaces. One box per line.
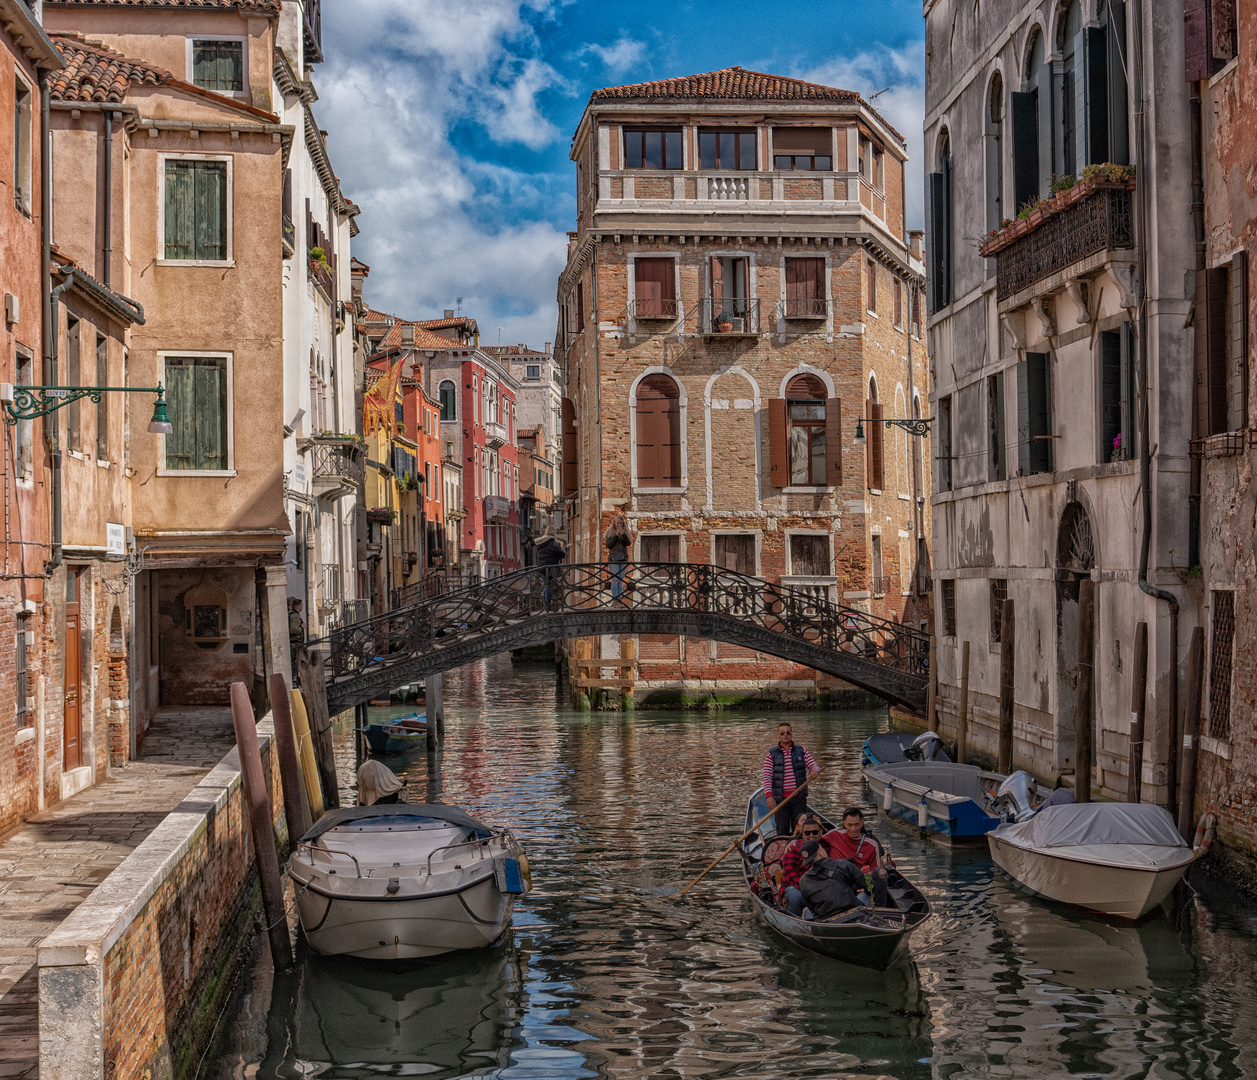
536, 525, 566, 610
604, 515, 634, 602
763, 720, 820, 838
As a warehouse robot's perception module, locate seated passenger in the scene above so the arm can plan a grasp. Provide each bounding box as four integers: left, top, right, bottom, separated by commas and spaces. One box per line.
357, 760, 409, 806
777, 813, 824, 917
821, 807, 890, 906
796, 841, 870, 919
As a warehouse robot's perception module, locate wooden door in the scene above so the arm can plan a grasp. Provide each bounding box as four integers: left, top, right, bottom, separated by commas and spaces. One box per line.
64, 568, 82, 771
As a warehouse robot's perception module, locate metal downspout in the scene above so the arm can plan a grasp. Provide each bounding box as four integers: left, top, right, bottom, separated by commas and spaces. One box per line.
1130, 0, 1179, 805
102, 110, 111, 287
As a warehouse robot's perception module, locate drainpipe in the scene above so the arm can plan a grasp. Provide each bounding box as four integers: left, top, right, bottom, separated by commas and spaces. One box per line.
1187, 82, 1205, 567
102, 110, 112, 288
42, 73, 68, 575
1130, 0, 1179, 805
46, 272, 74, 573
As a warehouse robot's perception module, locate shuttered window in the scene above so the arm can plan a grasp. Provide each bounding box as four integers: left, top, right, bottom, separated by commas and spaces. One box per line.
937, 395, 952, 492
1208, 589, 1235, 739
66, 316, 81, 452
987, 374, 1006, 481
634, 258, 676, 317
789, 533, 829, 576
772, 128, 832, 170
866, 399, 885, 492
784, 258, 825, 317
925, 140, 952, 312
774, 375, 840, 488
164, 159, 228, 261
439, 380, 456, 422
635, 375, 682, 487
191, 39, 243, 93
561, 397, 578, 497
163, 356, 228, 471
96, 334, 109, 461
715, 534, 756, 575
1017, 352, 1053, 476
1099, 324, 1134, 462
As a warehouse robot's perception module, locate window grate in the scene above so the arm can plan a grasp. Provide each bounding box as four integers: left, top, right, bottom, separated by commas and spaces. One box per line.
990, 578, 1007, 644
1208, 590, 1234, 740
942, 579, 956, 637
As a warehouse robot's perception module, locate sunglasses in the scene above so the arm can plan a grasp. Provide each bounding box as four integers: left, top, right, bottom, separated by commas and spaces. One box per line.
801, 828, 821, 836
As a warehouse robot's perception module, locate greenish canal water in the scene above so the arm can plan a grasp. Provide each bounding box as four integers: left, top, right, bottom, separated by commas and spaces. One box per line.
205, 655, 1257, 1079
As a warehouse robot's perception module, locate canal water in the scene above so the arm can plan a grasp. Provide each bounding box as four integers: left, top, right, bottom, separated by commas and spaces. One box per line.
204, 655, 1257, 1079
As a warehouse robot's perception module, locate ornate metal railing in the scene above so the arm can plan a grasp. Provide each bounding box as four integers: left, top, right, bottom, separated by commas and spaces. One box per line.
628, 298, 681, 321
779, 297, 830, 320
318, 562, 929, 686
994, 187, 1134, 301
699, 298, 762, 336
310, 436, 365, 493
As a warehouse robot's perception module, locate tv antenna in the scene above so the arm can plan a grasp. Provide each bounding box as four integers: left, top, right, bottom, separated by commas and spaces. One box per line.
868, 87, 890, 101
456, 297, 463, 314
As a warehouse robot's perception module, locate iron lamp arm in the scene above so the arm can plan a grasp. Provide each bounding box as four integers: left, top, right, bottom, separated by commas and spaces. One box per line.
2, 384, 168, 425
852, 415, 933, 446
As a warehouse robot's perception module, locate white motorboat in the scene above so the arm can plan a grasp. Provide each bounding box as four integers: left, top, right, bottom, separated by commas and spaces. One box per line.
987, 802, 1195, 920
289, 804, 530, 960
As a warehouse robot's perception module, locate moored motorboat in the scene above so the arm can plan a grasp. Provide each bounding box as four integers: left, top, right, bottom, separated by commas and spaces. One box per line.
864, 761, 1062, 843
860, 731, 951, 767
363, 712, 427, 754
987, 802, 1196, 920
740, 789, 932, 970
290, 803, 529, 960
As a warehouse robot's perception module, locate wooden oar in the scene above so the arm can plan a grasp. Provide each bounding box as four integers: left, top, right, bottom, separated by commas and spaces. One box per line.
678, 769, 822, 898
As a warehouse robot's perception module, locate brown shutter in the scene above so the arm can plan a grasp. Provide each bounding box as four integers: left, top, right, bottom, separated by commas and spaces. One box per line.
772, 127, 829, 154
1194, 267, 1229, 438
635, 258, 674, 304
561, 397, 578, 497
825, 397, 842, 487
711, 257, 724, 301
768, 398, 787, 486
662, 395, 682, 485
636, 394, 658, 484
871, 402, 885, 491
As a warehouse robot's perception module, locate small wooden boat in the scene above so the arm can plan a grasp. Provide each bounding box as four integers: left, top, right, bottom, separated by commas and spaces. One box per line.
860, 731, 950, 767
863, 760, 1058, 843
289, 803, 529, 961
740, 789, 932, 970
988, 802, 1196, 920
362, 712, 427, 754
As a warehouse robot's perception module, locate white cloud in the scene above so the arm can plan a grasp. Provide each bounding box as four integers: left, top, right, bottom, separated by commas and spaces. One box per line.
801, 43, 926, 230
585, 37, 646, 74
318, 0, 569, 345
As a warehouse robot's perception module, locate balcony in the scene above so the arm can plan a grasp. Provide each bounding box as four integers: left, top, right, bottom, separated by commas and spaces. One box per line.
983, 182, 1134, 303
627, 298, 681, 323
483, 420, 507, 449
310, 435, 365, 500
309, 258, 334, 300
779, 297, 830, 321
484, 494, 511, 523
282, 214, 295, 258
699, 298, 761, 338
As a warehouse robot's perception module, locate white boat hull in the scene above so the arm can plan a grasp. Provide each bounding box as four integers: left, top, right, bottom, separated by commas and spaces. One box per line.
987, 835, 1192, 920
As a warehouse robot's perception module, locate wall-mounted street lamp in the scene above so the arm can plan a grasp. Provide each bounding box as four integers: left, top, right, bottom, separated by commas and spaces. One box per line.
852, 415, 933, 446
0, 382, 174, 434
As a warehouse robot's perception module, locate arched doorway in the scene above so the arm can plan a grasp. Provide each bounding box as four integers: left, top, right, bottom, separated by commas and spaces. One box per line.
1056, 500, 1095, 777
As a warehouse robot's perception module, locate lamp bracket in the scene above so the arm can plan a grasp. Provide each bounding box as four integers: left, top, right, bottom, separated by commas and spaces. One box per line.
3, 385, 165, 424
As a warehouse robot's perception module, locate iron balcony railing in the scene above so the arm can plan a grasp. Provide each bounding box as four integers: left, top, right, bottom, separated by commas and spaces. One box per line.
282, 213, 295, 256
311, 435, 365, 496
627, 298, 681, 321
994, 186, 1134, 302
700, 297, 761, 336
779, 297, 830, 320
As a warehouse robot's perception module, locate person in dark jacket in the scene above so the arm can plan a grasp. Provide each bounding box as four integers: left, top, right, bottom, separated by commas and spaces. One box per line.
762, 720, 820, 838
797, 840, 871, 919
603, 514, 633, 600
535, 526, 565, 609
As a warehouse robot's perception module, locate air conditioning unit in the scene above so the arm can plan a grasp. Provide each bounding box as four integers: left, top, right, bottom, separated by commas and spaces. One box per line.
4, 293, 17, 325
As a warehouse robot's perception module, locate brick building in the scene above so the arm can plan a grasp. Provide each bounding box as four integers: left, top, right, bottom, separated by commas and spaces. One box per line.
556, 68, 931, 706
1190, 0, 1256, 883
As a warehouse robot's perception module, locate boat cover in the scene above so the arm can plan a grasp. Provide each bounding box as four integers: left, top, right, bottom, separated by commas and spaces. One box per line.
996, 802, 1187, 850
300, 803, 492, 842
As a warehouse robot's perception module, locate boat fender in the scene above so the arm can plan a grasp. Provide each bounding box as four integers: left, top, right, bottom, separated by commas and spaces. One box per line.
496, 856, 527, 895
516, 850, 532, 891
917, 796, 929, 831
883, 782, 894, 812
1194, 813, 1216, 857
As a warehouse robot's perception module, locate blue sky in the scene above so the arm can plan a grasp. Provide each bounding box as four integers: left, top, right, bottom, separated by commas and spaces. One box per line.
320, 0, 926, 348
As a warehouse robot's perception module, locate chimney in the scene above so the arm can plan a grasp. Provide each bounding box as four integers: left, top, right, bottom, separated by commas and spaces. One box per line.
544, 341, 552, 354
401, 324, 415, 347
444, 309, 455, 319
908, 230, 924, 261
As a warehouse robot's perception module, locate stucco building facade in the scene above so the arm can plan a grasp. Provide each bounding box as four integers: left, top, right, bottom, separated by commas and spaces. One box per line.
556, 68, 931, 706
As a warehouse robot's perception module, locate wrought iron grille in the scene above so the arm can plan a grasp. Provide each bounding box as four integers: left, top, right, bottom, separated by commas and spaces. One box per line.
989, 578, 1007, 644
318, 562, 930, 686
995, 188, 1134, 302
628, 298, 680, 321
310, 437, 365, 488
780, 298, 830, 320
700, 298, 762, 336
1208, 590, 1235, 740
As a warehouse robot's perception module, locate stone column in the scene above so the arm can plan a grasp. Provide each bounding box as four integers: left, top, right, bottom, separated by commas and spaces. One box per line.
261, 565, 292, 692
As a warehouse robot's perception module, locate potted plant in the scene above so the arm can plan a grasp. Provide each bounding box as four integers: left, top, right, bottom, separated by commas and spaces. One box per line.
1111, 433, 1126, 462
715, 310, 735, 333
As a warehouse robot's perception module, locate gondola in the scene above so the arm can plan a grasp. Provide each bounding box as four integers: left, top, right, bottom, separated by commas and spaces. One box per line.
362, 712, 427, 754
739, 789, 932, 970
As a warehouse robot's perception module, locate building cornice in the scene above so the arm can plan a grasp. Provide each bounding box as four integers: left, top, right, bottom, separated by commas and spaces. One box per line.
0, 0, 64, 69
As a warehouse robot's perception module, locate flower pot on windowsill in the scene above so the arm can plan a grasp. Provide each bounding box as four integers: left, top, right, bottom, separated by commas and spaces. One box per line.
716, 321, 733, 333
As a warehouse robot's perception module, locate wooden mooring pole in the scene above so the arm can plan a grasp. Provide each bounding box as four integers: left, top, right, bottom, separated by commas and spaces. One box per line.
1075, 579, 1096, 803
429, 672, 445, 742
956, 641, 970, 764
230, 682, 293, 971
297, 649, 340, 809
998, 599, 1016, 775
926, 633, 938, 733
1177, 626, 1205, 837
268, 673, 310, 845
1127, 621, 1149, 804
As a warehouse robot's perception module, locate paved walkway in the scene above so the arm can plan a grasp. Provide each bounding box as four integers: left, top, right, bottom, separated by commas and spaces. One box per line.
0, 707, 236, 1079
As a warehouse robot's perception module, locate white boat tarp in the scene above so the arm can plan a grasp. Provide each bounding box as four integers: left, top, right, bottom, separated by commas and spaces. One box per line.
301, 803, 491, 841
996, 802, 1188, 850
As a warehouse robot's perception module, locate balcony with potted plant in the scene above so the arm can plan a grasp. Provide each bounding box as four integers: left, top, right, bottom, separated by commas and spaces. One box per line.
308, 245, 335, 299
310, 432, 366, 499
699, 297, 761, 338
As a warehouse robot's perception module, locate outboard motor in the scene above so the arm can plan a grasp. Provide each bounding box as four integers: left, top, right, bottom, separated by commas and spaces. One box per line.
904, 731, 944, 762
994, 771, 1039, 822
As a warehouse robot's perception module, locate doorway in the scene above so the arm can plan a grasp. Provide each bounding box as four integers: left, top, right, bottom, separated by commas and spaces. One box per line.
64, 567, 83, 772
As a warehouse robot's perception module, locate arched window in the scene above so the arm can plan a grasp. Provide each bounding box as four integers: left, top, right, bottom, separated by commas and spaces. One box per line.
927, 130, 952, 311
635, 374, 682, 488
912, 393, 925, 495
1013, 29, 1047, 212
439, 380, 456, 422
786, 374, 827, 486
986, 73, 1004, 240
866, 375, 884, 492
1058, 1, 1082, 178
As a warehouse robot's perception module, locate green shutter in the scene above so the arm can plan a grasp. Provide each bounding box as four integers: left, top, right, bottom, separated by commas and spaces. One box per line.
195, 162, 227, 260
165, 161, 194, 259
1017, 358, 1031, 477
164, 359, 196, 469
195, 359, 227, 469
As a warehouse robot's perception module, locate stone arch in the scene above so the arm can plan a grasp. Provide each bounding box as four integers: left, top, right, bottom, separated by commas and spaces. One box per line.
894, 383, 909, 497
776, 363, 834, 400
1057, 499, 1096, 574
704, 366, 760, 511
109, 605, 124, 653
1022, 12, 1049, 76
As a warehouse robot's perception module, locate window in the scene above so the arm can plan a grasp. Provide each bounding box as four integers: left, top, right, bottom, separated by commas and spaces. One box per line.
1058, 2, 1082, 179
13, 73, 32, 213
1194, 254, 1248, 437
893, 279, 903, 329
858, 135, 884, 188
783, 257, 825, 318
990, 578, 1007, 644
986, 74, 1004, 249
912, 394, 925, 495
772, 128, 831, 170
525, 364, 540, 380
699, 129, 756, 170
786, 374, 828, 486
15, 347, 32, 480
866, 259, 877, 313
15, 614, 29, 726
937, 394, 952, 492
624, 128, 683, 169
1012, 30, 1046, 209
1208, 589, 1235, 740
1017, 352, 1053, 476
633, 257, 677, 318
96, 334, 109, 460
987, 374, 1006, 481
866, 378, 884, 492
942, 579, 957, 637
709, 255, 750, 319
911, 288, 922, 338
66, 316, 81, 452
715, 533, 756, 575
569, 280, 585, 333
789, 533, 830, 576
190, 38, 244, 94
163, 158, 229, 261
1099, 324, 1135, 462
871, 534, 884, 596
635, 374, 682, 488
162, 355, 229, 472
187, 603, 227, 649
641, 533, 680, 563
926, 131, 952, 311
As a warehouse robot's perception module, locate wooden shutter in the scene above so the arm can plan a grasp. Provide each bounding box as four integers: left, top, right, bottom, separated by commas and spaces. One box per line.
662, 394, 681, 485
1184, 0, 1210, 80
1232, 251, 1248, 430
825, 397, 842, 487
925, 173, 944, 312
870, 402, 885, 491
1212, 0, 1237, 62
1017, 360, 1031, 477
1011, 91, 1039, 214
1194, 267, 1229, 438
768, 398, 787, 486
635, 258, 674, 305
710, 257, 724, 302
716, 534, 755, 574
1084, 28, 1109, 167
636, 377, 681, 487
561, 397, 578, 496
772, 128, 829, 154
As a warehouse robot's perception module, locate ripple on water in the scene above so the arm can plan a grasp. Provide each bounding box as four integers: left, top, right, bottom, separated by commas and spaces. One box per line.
204, 656, 1257, 1080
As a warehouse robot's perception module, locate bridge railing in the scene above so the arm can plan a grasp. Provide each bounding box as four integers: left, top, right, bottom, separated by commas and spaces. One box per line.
319, 563, 929, 684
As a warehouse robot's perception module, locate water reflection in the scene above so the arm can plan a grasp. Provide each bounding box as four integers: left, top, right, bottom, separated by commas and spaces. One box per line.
205, 655, 1257, 1080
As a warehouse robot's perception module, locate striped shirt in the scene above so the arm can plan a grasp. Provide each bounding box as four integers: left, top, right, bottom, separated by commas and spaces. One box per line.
762, 742, 819, 797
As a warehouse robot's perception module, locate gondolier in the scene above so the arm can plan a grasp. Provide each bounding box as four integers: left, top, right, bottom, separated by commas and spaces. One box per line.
762, 721, 819, 837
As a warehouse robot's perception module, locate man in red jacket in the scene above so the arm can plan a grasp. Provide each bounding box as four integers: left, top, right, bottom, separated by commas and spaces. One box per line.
821, 807, 890, 906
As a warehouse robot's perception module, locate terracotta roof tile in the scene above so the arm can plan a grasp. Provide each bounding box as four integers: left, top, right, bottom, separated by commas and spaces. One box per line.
591, 66, 860, 105
49, 34, 171, 103
416, 316, 478, 332
47, 0, 280, 12
378, 321, 458, 351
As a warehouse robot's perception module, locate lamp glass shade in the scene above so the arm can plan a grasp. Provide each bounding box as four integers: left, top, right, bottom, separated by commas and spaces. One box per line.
148, 396, 173, 435
852, 418, 867, 447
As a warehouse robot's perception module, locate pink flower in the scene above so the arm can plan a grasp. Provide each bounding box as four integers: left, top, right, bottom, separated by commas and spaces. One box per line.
1113, 434, 1123, 449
